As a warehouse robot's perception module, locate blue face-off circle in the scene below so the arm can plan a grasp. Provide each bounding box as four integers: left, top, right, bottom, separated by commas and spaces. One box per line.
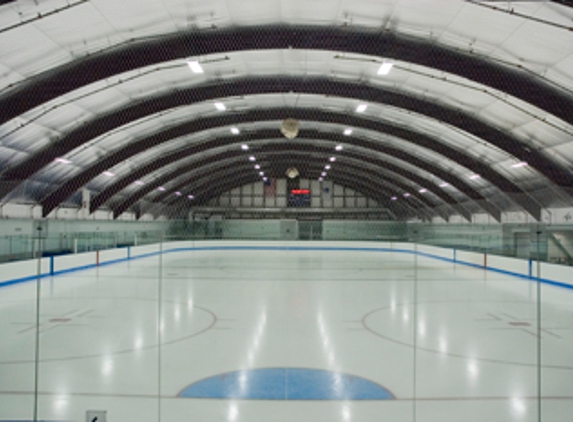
179, 368, 394, 400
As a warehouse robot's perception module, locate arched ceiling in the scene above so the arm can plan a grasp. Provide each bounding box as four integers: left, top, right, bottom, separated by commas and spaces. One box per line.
1, 0, 573, 221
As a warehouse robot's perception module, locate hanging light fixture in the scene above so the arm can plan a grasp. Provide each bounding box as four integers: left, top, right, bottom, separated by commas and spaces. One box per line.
280, 118, 300, 139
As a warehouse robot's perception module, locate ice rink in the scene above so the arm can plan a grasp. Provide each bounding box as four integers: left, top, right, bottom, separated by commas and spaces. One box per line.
0, 242, 572, 422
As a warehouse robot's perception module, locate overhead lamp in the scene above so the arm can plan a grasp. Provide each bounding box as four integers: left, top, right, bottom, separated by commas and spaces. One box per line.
249, 156, 256, 161
158, 187, 166, 191
259, 172, 264, 176
391, 197, 397, 201
377, 61, 394, 75
281, 118, 300, 139
262, 177, 268, 182
134, 181, 145, 185
54, 157, 71, 164
103, 171, 115, 177
344, 128, 353, 136
335, 145, 344, 151
356, 104, 368, 113
186, 60, 204, 73
175, 192, 182, 196
321, 172, 327, 177
318, 177, 324, 182
469, 174, 481, 180
254, 164, 261, 169
214, 102, 226, 111
403, 193, 411, 197
439, 183, 449, 188
231, 127, 240, 135
325, 165, 331, 170
419, 188, 427, 193
241, 144, 249, 150
329, 157, 337, 162
511, 161, 528, 168
188, 195, 195, 199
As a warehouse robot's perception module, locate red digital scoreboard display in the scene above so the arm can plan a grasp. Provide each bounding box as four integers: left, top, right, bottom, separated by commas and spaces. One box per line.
288, 189, 311, 207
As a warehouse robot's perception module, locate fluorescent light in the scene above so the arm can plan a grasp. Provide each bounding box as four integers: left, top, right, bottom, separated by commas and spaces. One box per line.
214, 102, 226, 111
378, 61, 394, 75
103, 171, 115, 177
439, 183, 449, 188
321, 172, 327, 177
254, 164, 261, 169
403, 193, 411, 197
325, 165, 331, 170
318, 177, 324, 181
391, 197, 397, 201
241, 144, 249, 150
259, 172, 264, 176
329, 157, 337, 162
356, 104, 368, 113
186, 60, 204, 74
344, 128, 353, 136
511, 161, 528, 168
231, 127, 240, 135
134, 181, 145, 185
54, 157, 71, 164
469, 174, 481, 180
262, 177, 268, 182
175, 192, 182, 196
419, 188, 427, 193
249, 156, 256, 161
158, 187, 166, 191
188, 195, 194, 199
335, 145, 344, 151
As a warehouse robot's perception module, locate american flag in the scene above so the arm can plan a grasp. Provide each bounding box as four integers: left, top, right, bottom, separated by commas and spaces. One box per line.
264, 178, 277, 197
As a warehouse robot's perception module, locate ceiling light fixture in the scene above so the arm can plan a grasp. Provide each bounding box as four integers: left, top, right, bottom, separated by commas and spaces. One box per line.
231, 127, 240, 135
249, 156, 256, 161
378, 61, 394, 75
403, 193, 411, 197
329, 157, 336, 162
469, 174, 481, 180
325, 165, 331, 170
419, 188, 427, 193
158, 187, 166, 191
318, 177, 324, 181
391, 197, 397, 201
254, 164, 261, 169
439, 183, 449, 188
134, 181, 145, 185
259, 172, 264, 176
103, 171, 115, 177
214, 102, 226, 111
511, 162, 528, 168
186, 60, 204, 74
335, 145, 344, 151
54, 157, 71, 164
175, 192, 182, 196
188, 195, 194, 199
344, 128, 353, 136
241, 144, 249, 150
356, 104, 368, 113
321, 172, 327, 177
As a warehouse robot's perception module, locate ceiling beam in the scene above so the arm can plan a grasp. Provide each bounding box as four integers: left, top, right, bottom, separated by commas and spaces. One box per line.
84, 136, 482, 220
38, 108, 541, 220
1, 25, 571, 128
106, 147, 475, 221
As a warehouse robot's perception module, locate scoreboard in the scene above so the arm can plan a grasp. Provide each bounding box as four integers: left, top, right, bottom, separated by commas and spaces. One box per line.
288, 189, 311, 207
